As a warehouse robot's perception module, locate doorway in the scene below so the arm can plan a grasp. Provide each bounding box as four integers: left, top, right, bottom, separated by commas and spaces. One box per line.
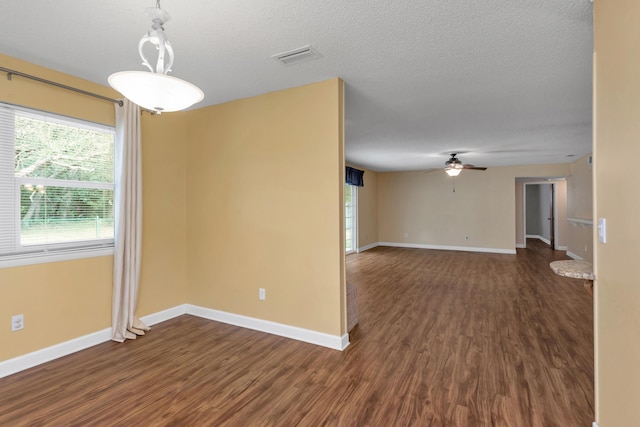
520, 180, 567, 250
525, 183, 554, 247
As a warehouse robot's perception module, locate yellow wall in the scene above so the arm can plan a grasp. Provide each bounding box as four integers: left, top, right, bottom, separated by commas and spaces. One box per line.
0, 55, 346, 363
567, 154, 593, 261
594, 1, 640, 424
0, 55, 187, 361
378, 164, 571, 251
137, 113, 188, 315
346, 165, 379, 250
185, 79, 346, 336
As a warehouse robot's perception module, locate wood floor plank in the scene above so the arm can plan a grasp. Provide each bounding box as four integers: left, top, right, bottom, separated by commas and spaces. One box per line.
0, 239, 593, 426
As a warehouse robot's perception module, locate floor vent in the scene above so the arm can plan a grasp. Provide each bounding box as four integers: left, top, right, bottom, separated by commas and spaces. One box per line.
272, 45, 321, 65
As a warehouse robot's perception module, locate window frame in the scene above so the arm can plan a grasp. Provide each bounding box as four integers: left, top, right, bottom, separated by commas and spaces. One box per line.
345, 183, 358, 254
0, 103, 116, 268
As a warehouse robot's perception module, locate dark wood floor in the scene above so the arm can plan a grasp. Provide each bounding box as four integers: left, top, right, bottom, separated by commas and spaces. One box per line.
0, 239, 593, 426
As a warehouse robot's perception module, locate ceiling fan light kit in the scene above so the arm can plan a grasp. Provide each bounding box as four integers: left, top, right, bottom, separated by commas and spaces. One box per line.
445, 167, 462, 177
443, 153, 487, 176
108, 0, 204, 113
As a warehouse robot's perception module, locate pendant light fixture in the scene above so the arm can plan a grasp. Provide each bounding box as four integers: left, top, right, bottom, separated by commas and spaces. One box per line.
108, 1, 204, 113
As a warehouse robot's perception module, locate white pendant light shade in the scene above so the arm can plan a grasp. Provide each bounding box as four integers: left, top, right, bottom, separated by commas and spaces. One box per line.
108, 1, 204, 113
109, 71, 204, 112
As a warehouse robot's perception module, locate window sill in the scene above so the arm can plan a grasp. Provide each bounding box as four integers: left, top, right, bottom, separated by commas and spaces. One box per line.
0, 246, 114, 269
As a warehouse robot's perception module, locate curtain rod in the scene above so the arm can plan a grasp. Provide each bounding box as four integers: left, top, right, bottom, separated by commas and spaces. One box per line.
0, 66, 124, 107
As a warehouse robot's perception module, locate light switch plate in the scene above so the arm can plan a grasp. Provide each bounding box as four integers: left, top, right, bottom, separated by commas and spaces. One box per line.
598, 218, 607, 243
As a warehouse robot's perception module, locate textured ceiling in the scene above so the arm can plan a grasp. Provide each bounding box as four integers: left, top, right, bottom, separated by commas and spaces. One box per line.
0, 0, 593, 172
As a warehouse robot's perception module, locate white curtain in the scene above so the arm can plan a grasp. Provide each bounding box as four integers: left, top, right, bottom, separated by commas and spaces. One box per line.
112, 99, 149, 342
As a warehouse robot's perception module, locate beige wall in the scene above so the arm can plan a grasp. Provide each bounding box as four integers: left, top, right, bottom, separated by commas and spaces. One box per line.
185, 79, 346, 336
346, 165, 379, 250
0, 55, 187, 362
556, 181, 568, 249
594, 1, 640, 425
567, 154, 593, 261
378, 164, 570, 252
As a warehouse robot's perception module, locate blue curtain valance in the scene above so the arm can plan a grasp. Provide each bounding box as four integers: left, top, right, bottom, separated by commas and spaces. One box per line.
346, 166, 364, 187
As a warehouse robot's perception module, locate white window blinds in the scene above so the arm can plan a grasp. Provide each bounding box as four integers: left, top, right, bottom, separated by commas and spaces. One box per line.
0, 103, 116, 263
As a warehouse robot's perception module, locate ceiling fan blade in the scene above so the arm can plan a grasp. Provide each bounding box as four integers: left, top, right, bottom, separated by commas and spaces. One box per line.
462, 165, 487, 170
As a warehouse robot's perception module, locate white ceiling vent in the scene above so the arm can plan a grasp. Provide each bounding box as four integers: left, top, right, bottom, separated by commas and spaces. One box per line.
272, 45, 322, 65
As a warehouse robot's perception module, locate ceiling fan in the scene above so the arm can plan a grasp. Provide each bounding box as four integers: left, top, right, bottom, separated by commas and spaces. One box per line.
444, 153, 487, 176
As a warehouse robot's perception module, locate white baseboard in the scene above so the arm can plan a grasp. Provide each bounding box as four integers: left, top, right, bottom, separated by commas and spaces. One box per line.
592, 422, 599, 427
516, 243, 526, 249
1, 303, 349, 378
556, 245, 568, 250
566, 250, 584, 260
186, 304, 349, 351
0, 327, 112, 379
379, 242, 516, 255
0, 305, 187, 379
357, 242, 379, 252
140, 305, 187, 326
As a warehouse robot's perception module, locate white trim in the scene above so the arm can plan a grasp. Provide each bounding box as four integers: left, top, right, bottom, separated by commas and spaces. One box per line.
379, 242, 516, 255
0, 303, 349, 378
186, 304, 349, 351
0, 304, 187, 379
15, 176, 114, 191
592, 422, 599, 427
0, 327, 112, 378
566, 250, 584, 260
0, 246, 114, 269
140, 305, 187, 326
357, 242, 379, 252
516, 243, 526, 249
340, 333, 350, 349
556, 245, 568, 250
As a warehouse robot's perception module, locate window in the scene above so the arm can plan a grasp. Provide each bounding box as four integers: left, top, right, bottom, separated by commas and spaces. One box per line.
0, 104, 116, 267
345, 183, 357, 253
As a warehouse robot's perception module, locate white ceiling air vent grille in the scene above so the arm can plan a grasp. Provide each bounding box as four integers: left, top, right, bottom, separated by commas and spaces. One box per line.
272, 45, 321, 65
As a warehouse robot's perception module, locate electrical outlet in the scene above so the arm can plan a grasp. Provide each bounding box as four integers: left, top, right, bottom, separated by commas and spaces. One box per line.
259, 288, 266, 301
12, 314, 24, 331
403, 232, 408, 238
